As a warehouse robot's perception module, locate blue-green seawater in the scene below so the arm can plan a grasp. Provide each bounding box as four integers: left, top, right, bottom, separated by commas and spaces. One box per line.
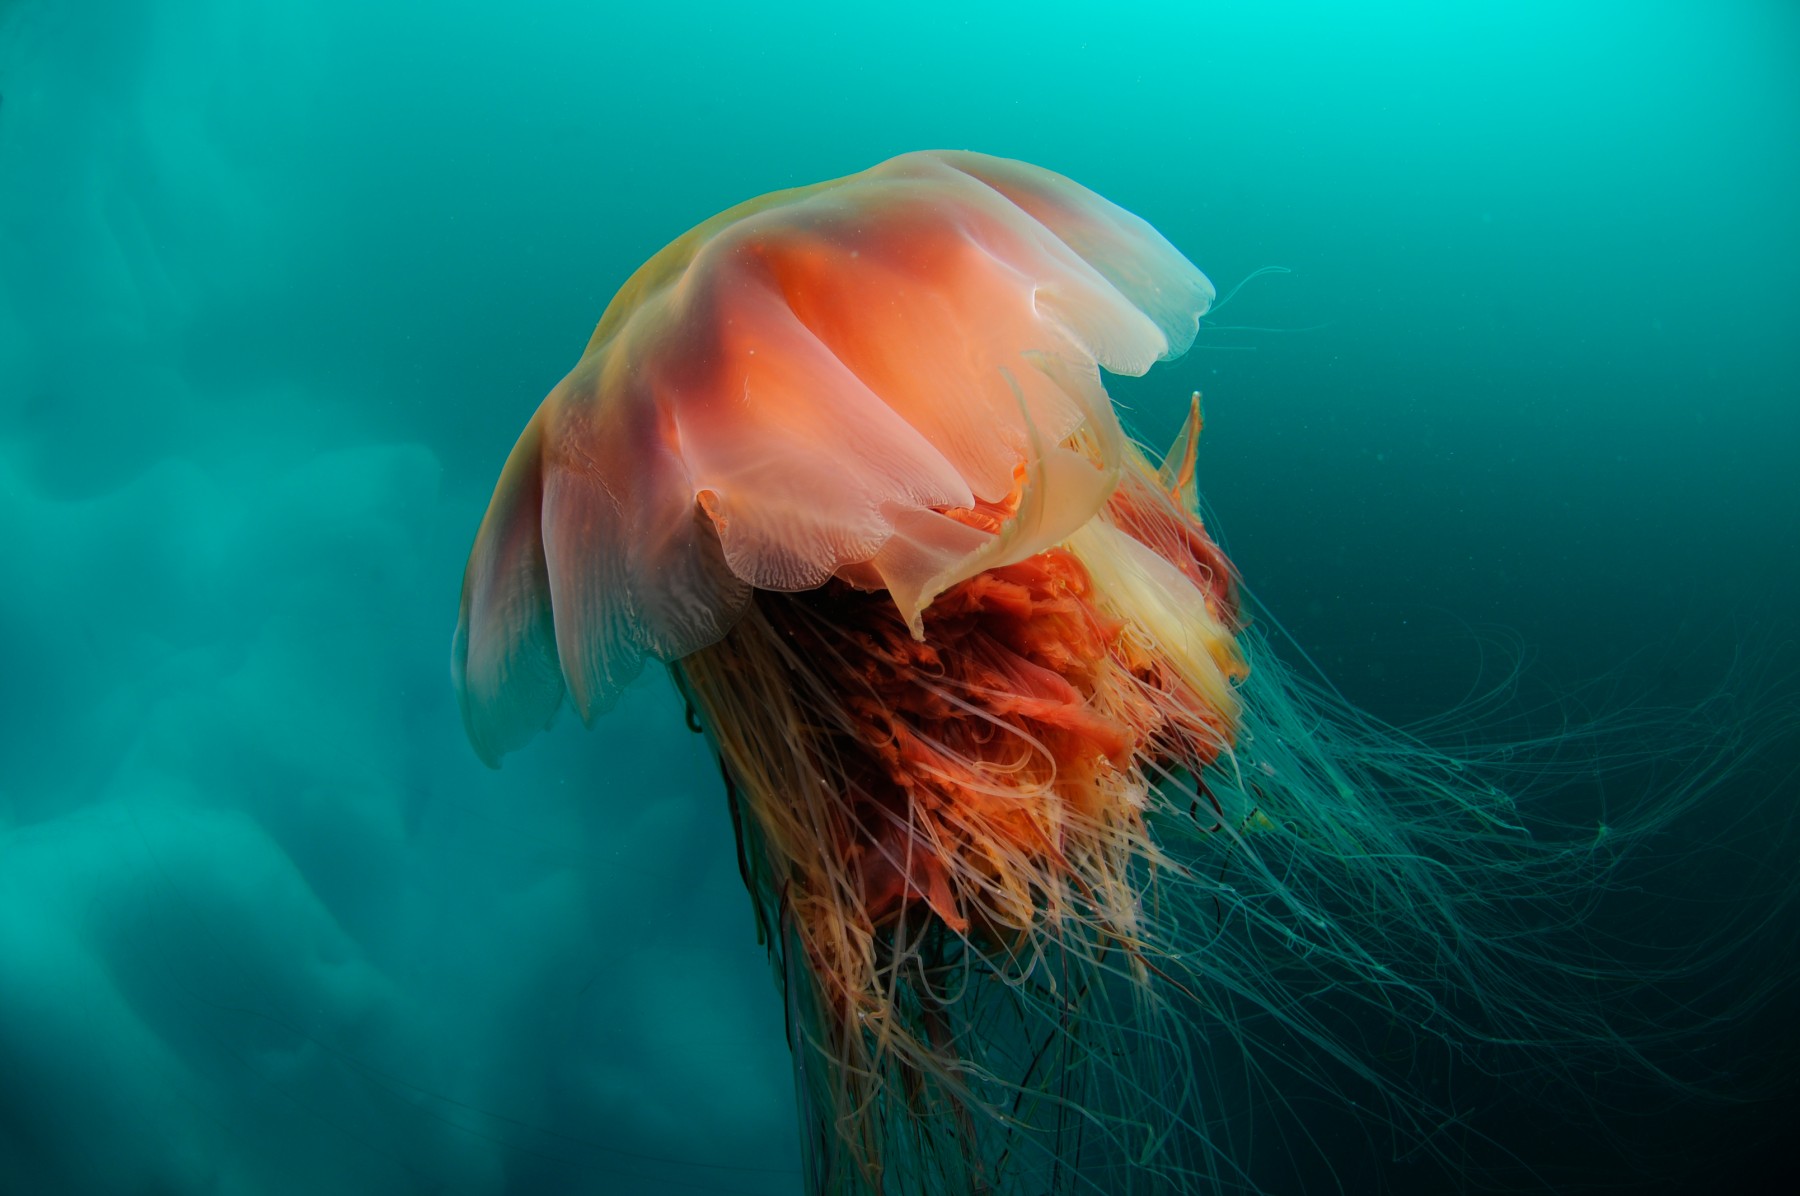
1, 1, 1796, 1193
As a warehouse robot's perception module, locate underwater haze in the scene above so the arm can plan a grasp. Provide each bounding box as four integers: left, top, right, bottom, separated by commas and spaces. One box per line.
2, 1, 1797, 1193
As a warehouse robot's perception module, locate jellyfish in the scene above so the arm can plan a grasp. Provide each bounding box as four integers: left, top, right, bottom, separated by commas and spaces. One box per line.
453, 152, 1783, 1194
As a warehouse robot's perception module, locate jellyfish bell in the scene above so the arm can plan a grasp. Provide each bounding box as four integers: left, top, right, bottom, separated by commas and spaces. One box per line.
455, 152, 1783, 1194
453, 150, 1217, 746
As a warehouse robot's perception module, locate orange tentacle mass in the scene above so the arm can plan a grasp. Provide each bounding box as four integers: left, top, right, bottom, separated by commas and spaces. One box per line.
764, 536, 1221, 939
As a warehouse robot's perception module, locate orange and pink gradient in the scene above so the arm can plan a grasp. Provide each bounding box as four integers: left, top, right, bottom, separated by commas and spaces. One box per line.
457, 151, 1254, 1191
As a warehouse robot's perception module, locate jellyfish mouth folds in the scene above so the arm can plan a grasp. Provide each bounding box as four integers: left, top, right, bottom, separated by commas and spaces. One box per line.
788, 547, 1142, 939
671, 444, 1246, 1172
784, 492, 1241, 945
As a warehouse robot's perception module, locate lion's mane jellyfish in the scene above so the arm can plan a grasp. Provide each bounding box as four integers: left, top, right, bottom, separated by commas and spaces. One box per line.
454, 153, 1777, 1194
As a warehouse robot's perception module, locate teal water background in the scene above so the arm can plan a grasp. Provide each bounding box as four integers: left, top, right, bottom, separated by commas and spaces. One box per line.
2, 1, 1796, 1192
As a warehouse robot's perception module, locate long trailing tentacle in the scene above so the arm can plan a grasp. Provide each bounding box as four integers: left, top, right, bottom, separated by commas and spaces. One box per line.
673, 413, 1795, 1195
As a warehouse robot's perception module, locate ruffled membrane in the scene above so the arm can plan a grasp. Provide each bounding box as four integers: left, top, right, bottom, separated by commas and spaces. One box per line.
454, 150, 1212, 761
